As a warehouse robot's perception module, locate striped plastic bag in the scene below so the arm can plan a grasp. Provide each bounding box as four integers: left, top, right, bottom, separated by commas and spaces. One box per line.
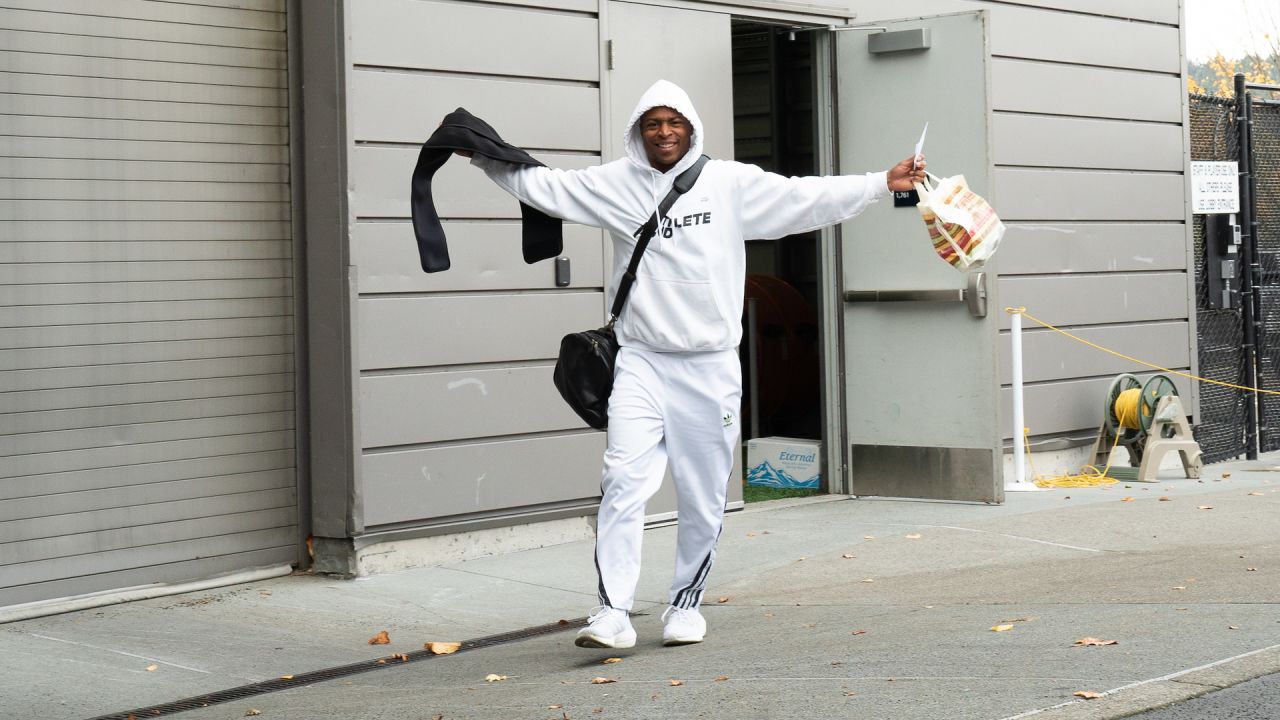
914, 172, 1004, 270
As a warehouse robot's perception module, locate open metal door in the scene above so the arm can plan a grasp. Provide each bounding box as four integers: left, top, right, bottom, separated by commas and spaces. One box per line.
603, 1, 739, 521
835, 12, 1003, 503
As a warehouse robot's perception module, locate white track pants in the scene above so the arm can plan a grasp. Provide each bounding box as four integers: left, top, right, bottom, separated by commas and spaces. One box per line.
594, 346, 741, 611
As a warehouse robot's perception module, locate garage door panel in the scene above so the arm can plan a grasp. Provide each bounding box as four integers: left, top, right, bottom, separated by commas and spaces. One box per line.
2, 392, 294, 436
4, 524, 297, 586
992, 59, 1183, 122
0, 297, 292, 328
0, 28, 285, 68
1, 489, 297, 546
0, 240, 290, 263
0, 430, 296, 481
0, 546, 293, 608
0, 157, 288, 183
0, 73, 287, 108
0, 6, 286, 49
0, 317, 293, 351
0, 200, 292, 222
0, 450, 294, 502
0, 221, 293, 243
0, 467, 294, 523
0, 355, 294, 393
0, 337, 294, 372
0, 136, 289, 164
2, 375, 294, 416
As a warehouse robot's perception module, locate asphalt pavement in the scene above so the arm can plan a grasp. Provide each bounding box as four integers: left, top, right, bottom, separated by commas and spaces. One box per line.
2, 454, 1278, 720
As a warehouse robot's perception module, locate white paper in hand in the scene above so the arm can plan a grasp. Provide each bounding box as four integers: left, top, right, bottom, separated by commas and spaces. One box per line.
913, 122, 928, 169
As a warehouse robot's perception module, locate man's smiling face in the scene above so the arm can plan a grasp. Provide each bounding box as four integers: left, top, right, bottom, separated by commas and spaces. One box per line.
639, 106, 691, 172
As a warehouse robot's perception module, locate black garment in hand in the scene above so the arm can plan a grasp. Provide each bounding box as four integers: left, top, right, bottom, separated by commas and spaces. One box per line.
410, 107, 563, 273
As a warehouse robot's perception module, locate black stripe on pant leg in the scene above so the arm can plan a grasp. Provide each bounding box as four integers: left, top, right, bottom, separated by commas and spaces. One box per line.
594, 544, 612, 608
674, 548, 715, 609
676, 523, 723, 608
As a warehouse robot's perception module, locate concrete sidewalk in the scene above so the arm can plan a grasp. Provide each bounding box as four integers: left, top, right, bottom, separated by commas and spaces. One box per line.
2, 456, 1278, 720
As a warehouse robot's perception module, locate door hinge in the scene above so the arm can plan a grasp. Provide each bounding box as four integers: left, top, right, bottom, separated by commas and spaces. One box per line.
607, 39, 615, 70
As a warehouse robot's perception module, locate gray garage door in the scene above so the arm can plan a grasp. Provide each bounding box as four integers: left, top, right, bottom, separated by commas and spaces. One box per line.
0, 0, 298, 608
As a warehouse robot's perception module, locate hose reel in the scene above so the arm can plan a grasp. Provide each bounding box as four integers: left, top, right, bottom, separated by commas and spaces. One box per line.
1092, 373, 1203, 482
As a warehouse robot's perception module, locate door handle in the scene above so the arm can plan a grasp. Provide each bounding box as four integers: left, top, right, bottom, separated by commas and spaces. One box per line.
843, 271, 987, 317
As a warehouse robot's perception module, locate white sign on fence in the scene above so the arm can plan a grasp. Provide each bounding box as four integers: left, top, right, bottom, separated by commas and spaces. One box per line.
1190, 161, 1240, 214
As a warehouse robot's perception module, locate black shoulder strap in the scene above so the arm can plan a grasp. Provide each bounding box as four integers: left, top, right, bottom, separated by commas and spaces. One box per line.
609, 155, 710, 323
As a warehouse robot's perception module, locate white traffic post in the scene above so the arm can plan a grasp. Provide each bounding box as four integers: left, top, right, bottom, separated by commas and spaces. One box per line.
1005, 308, 1042, 491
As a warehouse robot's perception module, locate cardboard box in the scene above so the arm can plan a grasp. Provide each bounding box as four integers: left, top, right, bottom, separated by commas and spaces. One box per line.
746, 437, 821, 489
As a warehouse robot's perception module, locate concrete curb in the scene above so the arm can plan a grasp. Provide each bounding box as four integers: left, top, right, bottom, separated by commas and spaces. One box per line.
999, 645, 1280, 719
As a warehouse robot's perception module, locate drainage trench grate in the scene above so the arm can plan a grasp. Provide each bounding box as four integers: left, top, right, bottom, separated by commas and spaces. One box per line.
86, 617, 587, 719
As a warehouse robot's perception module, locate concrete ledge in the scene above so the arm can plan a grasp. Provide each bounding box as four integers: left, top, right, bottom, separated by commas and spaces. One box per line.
352, 515, 596, 575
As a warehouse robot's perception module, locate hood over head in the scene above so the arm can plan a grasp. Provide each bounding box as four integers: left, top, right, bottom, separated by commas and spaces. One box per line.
624, 79, 704, 176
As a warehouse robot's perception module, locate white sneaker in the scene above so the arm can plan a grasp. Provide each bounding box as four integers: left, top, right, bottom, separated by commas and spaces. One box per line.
661, 606, 706, 646
575, 606, 636, 649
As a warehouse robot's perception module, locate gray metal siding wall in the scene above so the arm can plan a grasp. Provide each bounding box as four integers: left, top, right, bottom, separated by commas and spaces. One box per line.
0, 0, 298, 606
349, 0, 606, 530
852, 0, 1194, 442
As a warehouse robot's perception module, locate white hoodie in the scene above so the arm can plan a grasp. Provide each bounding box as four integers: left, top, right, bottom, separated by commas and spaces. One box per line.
472, 79, 889, 353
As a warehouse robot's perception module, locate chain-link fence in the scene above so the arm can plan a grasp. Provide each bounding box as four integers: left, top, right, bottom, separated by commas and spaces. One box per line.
1190, 92, 1280, 460
1189, 95, 1249, 462
1250, 99, 1280, 451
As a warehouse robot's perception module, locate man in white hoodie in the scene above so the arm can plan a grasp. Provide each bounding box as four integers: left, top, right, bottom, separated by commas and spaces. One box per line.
467, 80, 925, 649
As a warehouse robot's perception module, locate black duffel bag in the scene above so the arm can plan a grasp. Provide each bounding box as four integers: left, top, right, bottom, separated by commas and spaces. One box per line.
551, 155, 708, 429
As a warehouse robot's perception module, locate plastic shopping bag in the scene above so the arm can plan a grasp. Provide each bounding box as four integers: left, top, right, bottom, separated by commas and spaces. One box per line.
914, 172, 1005, 270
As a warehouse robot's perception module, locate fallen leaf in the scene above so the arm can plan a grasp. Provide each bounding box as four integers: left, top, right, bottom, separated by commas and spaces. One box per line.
1229, 625, 1240, 630
376, 659, 387, 665
843, 691, 857, 697
563, 713, 570, 720
1074, 691, 1102, 700
433, 715, 443, 720
905, 533, 922, 539
991, 624, 1015, 632
426, 641, 462, 655
280, 675, 294, 680
1121, 497, 1135, 502
145, 664, 159, 672
717, 597, 730, 603
1074, 637, 1118, 647
851, 629, 867, 635
1172, 586, 1187, 590
763, 613, 774, 618
305, 534, 314, 558
841, 553, 856, 559
797, 557, 807, 561
762, 530, 771, 535
601, 657, 622, 664
593, 709, 604, 714
1198, 505, 1214, 510
1159, 496, 1172, 501
549, 705, 563, 710
590, 677, 616, 684
246, 711, 262, 717
746, 532, 756, 538
669, 679, 684, 686
368, 630, 391, 645
393, 653, 409, 662
714, 675, 730, 682
1248, 567, 1258, 572
1249, 492, 1264, 496
484, 674, 508, 683
861, 578, 874, 583
558, 619, 570, 625
1222, 472, 1232, 478
863, 535, 876, 540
